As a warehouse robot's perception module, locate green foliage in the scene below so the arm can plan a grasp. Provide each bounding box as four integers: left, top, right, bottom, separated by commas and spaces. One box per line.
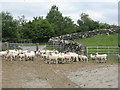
21, 17, 54, 42
77, 13, 99, 32
46, 5, 76, 36
1, 5, 118, 43
98, 23, 117, 29
46, 5, 64, 36
63, 17, 77, 34
74, 34, 118, 46
2, 11, 19, 42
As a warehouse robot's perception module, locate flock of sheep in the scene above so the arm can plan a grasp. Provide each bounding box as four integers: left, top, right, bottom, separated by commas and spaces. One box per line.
0, 49, 112, 64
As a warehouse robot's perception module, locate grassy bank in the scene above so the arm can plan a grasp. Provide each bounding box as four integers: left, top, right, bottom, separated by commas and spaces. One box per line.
44, 44, 58, 50
20, 43, 47, 46
74, 34, 118, 46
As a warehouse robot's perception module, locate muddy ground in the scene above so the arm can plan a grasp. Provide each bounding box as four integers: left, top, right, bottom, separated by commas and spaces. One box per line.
2, 58, 118, 88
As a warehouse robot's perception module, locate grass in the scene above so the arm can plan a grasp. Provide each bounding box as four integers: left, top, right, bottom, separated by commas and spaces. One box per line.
74, 34, 118, 62
44, 44, 59, 50
88, 54, 118, 62
9, 47, 22, 50
74, 34, 118, 46
20, 43, 46, 46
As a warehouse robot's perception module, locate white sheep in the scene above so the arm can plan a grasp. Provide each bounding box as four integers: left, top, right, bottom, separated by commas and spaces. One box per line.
57, 53, 65, 64
90, 54, 97, 62
5, 52, 14, 61
18, 53, 26, 61
46, 54, 59, 64
0, 51, 8, 59
11, 52, 19, 60
78, 55, 88, 62
90, 54, 96, 60
63, 54, 72, 63
67, 52, 79, 62
25, 51, 35, 61
95, 53, 107, 63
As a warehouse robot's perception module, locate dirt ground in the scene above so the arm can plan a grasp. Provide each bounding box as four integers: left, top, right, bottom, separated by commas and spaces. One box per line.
2, 58, 118, 88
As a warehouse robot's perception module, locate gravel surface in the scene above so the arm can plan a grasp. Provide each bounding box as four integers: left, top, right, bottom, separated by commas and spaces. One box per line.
68, 63, 118, 88
2, 58, 118, 88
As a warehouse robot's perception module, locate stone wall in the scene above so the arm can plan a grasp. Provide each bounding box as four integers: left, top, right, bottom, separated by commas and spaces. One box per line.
54, 28, 119, 40
49, 28, 119, 55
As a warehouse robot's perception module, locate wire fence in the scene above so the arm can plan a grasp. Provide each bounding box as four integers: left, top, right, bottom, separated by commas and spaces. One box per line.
87, 46, 119, 55
2, 42, 119, 56
2, 42, 39, 50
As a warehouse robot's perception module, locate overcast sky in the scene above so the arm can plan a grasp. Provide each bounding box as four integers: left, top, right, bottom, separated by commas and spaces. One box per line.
0, 0, 119, 25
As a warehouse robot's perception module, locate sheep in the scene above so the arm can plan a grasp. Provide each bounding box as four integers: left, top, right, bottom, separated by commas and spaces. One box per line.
78, 55, 88, 62
18, 50, 28, 54
67, 52, 79, 62
90, 54, 96, 60
95, 53, 107, 63
89, 54, 97, 62
0, 51, 8, 59
18, 53, 26, 61
25, 51, 36, 61
5, 52, 14, 61
63, 54, 72, 63
89, 53, 107, 63
11, 52, 19, 60
57, 53, 65, 64
8, 50, 17, 53
35, 51, 41, 57
46, 54, 59, 64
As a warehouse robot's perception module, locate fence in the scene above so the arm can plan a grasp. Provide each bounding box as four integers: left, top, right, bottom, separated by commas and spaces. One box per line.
2, 42, 119, 56
87, 46, 119, 55
46, 44, 64, 51
2, 42, 39, 50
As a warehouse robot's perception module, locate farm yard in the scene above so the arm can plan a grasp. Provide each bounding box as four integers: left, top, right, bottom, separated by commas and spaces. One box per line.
1, 2, 119, 89
1, 44, 119, 88
1, 30, 119, 88
2, 58, 118, 88
1, 31, 119, 88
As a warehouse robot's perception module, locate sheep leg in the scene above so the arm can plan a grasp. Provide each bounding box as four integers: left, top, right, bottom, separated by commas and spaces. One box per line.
55, 59, 58, 64
86, 58, 88, 62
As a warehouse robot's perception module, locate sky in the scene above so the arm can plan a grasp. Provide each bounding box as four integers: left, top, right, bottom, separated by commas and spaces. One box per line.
0, 0, 119, 25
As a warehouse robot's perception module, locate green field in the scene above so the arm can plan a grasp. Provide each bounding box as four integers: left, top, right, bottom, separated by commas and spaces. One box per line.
88, 54, 118, 62
74, 34, 118, 62
74, 34, 118, 46
20, 43, 46, 46
44, 44, 59, 50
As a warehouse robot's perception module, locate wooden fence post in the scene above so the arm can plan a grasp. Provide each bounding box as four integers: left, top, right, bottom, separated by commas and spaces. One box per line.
36, 43, 39, 51
86, 47, 88, 56
6, 42, 8, 50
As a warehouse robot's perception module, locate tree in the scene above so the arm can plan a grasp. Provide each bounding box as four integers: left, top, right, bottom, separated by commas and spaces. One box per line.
17, 15, 27, 42
77, 13, 99, 32
63, 16, 76, 34
21, 17, 54, 42
1, 11, 19, 42
46, 5, 64, 36
46, 5, 77, 36
33, 19, 54, 42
